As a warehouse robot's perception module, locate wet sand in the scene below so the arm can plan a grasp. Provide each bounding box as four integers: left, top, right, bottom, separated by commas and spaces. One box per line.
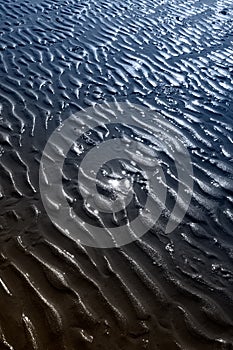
0, 0, 233, 349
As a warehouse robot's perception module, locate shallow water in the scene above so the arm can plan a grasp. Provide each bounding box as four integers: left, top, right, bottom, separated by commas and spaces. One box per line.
0, 0, 233, 349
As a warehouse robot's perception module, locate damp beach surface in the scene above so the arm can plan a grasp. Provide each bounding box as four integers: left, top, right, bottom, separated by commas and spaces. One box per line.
0, 0, 233, 349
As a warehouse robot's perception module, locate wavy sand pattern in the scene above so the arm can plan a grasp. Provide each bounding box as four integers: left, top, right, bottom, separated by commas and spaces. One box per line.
0, 0, 233, 349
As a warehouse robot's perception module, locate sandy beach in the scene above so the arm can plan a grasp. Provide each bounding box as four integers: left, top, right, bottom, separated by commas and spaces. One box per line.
0, 0, 233, 349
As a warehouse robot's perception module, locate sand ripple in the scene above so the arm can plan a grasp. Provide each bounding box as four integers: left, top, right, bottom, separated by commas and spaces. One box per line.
0, 0, 233, 349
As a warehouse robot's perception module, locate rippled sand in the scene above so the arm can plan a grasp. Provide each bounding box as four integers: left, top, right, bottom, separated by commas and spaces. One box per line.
0, 0, 233, 349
